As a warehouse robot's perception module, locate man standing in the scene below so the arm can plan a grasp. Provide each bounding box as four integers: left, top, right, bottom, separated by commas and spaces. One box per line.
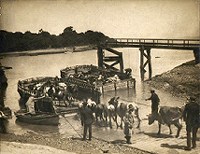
124, 104, 134, 144
80, 99, 94, 141
183, 96, 199, 150
145, 90, 160, 114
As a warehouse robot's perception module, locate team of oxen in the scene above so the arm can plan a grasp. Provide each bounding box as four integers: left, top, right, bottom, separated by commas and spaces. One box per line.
77, 96, 185, 138
34, 81, 184, 137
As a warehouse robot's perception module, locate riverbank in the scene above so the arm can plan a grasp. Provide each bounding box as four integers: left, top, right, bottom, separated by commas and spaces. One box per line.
0, 132, 153, 154
145, 60, 200, 101
0, 45, 96, 57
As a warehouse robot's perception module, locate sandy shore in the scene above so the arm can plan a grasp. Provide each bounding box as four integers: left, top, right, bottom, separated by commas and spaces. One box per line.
1, 141, 75, 154
0, 132, 152, 154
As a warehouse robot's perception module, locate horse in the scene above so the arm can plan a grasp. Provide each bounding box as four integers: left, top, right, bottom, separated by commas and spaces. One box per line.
106, 96, 141, 129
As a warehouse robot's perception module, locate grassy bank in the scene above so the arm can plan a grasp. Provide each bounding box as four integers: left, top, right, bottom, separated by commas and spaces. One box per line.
145, 60, 200, 101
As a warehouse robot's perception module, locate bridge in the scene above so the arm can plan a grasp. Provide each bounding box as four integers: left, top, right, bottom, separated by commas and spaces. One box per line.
97, 38, 200, 81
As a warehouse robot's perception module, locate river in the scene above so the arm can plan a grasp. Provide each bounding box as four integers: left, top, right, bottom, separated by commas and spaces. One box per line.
0, 48, 194, 136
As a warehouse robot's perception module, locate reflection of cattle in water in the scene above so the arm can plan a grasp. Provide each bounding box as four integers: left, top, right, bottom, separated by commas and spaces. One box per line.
106, 97, 141, 129
148, 106, 183, 137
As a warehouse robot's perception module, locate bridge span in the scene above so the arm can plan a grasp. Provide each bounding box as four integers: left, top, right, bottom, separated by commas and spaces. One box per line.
97, 38, 200, 81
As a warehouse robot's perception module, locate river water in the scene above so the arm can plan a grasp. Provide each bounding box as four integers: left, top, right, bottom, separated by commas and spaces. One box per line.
0, 48, 194, 136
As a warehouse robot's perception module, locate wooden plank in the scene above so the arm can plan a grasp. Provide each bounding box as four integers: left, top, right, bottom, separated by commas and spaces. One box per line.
105, 48, 122, 55
104, 56, 120, 62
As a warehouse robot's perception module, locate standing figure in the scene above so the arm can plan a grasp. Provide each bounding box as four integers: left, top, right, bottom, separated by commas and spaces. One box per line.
47, 85, 55, 98
80, 99, 94, 141
124, 104, 134, 144
0, 106, 6, 133
145, 89, 160, 114
183, 96, 199, 150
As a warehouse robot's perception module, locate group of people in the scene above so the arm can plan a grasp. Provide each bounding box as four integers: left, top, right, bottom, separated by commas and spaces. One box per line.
79, 89, 199, 151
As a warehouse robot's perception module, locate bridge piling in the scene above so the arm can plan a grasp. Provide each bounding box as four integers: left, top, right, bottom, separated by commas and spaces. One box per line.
97, 46, 124, 72
193, 48, 200, 64
139, 46, 152, 81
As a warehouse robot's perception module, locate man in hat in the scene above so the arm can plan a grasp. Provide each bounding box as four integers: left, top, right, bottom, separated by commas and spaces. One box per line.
80, 99, 94, 141
145, 89, 160, 114
124, 104, 134, 144
183, 96, 199, 150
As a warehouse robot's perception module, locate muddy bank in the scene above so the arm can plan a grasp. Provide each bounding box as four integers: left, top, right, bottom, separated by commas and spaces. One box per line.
0, 133, 153, 154
145, 60, 200, 101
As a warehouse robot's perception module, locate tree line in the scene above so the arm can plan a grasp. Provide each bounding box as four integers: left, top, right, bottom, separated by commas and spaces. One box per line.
0, 26, 112, 52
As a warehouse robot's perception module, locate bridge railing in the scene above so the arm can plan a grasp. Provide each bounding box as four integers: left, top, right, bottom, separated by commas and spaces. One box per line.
106, 38, 200, 48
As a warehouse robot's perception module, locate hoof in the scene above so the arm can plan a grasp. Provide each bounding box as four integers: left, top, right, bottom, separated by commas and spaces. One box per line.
175, 135, 179, 138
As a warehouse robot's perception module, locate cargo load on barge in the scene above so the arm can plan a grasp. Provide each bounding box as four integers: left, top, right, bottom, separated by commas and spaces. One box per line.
60, 64, 135, 93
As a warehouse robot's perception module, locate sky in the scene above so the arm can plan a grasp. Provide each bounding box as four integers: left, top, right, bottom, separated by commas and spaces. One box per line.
0, 0, 200, 38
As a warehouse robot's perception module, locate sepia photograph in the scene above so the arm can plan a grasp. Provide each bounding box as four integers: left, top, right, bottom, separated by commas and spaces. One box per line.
0, 0, 200, 153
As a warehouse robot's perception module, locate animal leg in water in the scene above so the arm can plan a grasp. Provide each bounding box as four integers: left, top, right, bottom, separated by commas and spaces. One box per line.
113, 115, 120, 128
157, 123, 161, 135
168, 124, 172, 135
135, 109, 141, 129
119, 117, 123, 129
174, 122, 182, 138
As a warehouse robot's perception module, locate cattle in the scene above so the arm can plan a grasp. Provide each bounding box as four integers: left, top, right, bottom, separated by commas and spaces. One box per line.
148, 106, 183, 137
106, 97, 141, 129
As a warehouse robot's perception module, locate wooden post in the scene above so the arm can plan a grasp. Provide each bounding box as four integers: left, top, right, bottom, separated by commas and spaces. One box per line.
140, 46, 145, 81
140, 46, 152, 81
97, 46, 104, 68
193, 48, 200, 64
119, 52, 124, 73
147, 48, 152, 79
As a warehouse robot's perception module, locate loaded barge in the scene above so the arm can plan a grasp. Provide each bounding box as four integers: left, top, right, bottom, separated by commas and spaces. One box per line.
60, 64, 135, 93
16, 65, 135, 125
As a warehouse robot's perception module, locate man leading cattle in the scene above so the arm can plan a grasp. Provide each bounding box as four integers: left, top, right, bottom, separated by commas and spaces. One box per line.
124, 104, 134, 144
183, 96, 199, 151
145, 89, 160, 114
80, 99, 95, 141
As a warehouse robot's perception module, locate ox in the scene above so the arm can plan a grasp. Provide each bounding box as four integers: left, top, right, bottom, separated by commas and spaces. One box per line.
148, 106, 183, 137
106, 97, 141, 129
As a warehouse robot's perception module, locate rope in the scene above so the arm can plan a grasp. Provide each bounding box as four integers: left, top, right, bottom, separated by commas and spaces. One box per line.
60, 113, 82, 138
60, 113, 111, 153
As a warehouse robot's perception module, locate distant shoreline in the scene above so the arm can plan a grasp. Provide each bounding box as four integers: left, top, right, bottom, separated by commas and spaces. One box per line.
0, 45, 96, 57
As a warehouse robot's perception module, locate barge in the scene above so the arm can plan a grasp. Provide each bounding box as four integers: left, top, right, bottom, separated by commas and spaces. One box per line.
60, 64, 135, 93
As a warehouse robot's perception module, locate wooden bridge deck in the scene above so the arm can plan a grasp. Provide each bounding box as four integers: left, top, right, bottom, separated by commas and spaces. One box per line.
98, 38, 200, 81
105, 38, 200, 50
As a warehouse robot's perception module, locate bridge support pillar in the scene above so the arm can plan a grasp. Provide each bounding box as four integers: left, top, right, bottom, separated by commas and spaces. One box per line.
139, 46, 152, 81
97, 46, 124, 73
193, 48, 200, 64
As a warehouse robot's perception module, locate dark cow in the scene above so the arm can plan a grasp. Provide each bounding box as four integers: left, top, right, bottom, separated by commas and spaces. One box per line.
148, 106, 183, 137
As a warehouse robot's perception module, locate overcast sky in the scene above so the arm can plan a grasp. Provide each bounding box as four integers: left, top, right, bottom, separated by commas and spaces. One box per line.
0, 0, 199, 38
